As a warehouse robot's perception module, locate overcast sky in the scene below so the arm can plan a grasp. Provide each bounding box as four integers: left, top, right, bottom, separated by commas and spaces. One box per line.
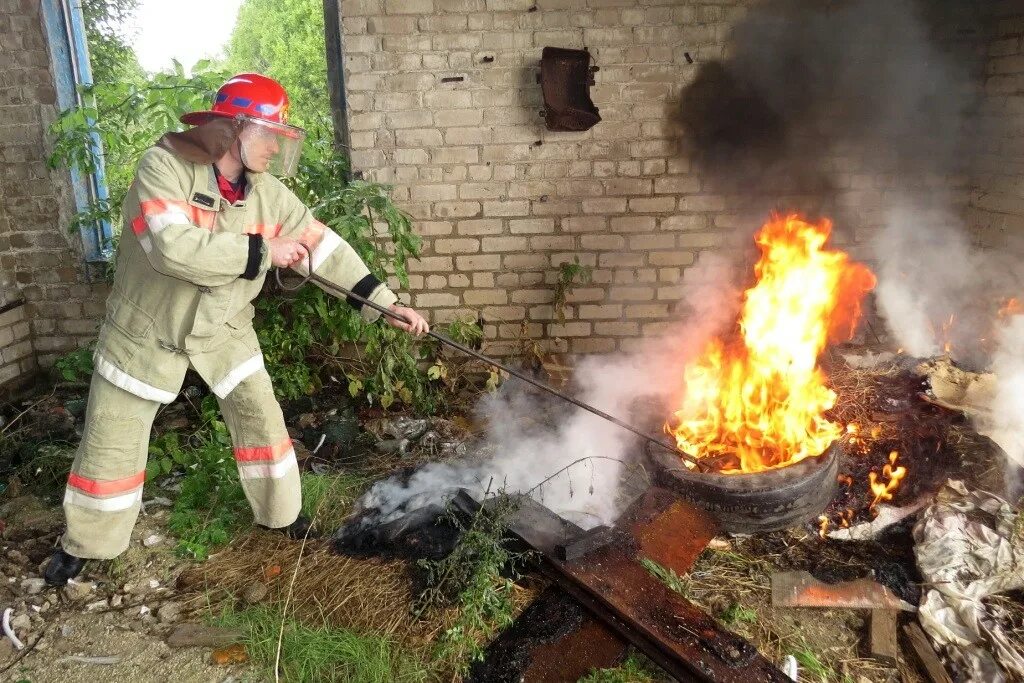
122, 0, 244, 74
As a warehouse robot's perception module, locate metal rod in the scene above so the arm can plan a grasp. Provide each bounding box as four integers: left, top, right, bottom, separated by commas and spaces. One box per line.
277, 263, 707, 470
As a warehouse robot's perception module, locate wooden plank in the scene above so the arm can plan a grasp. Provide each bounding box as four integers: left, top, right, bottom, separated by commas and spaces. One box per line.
903, 623, 953, 683
870, 609, 899, 664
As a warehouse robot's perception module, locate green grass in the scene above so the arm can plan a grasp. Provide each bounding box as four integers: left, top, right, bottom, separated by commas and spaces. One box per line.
639, 557, 689, 596
577, 652, 659, 683
300, 472, 369, 533
791, 644, 832, 682
720, 602, 758, 627
215, 606, 432, 683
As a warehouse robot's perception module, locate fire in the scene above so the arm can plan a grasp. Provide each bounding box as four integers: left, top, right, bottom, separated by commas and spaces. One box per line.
666, 215, 876, 473
998, 297, 1023, 319
868, 450, 907, 515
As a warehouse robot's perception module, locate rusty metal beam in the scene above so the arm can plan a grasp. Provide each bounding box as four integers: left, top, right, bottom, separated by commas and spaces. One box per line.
470, 488, 789, 682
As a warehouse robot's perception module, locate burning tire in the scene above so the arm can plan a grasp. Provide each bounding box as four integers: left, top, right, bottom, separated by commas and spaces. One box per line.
646, 442, 840, 534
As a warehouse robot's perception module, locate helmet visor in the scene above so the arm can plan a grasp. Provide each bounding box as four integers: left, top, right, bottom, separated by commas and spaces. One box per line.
239, 118, 306, 177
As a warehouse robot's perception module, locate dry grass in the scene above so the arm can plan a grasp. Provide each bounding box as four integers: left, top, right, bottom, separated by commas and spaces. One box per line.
179, 533, 447, 644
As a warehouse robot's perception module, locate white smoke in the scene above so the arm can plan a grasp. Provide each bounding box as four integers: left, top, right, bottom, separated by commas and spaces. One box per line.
350, 254, 741, 530
986, 316, 1024, 474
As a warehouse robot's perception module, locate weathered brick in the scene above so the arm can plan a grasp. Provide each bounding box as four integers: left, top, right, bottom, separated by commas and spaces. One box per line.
649, 251, 696, 266
482, 200, 529, 217
594, 321, 638, 336
434, 201, 482, 218
411, 184, 458, 201
408, 256, 454, 272
511, 289, 555, 304
464, 289, 509, 305
482, 236, 528, 252
456, 255, 502, 270
578, 304, 622, 320
581, 235, 625, 250
509, 218, 555, 234
434, 238, 480, 254
416, 292, 461, 308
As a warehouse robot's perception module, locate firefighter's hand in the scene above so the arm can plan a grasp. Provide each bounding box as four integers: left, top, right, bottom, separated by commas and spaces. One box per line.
268, 237, 305, 268
386, 304, 429, 337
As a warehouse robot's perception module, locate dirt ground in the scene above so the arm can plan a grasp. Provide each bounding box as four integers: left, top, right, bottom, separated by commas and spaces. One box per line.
0, 496, 257, 683
1, 350, 1020, 682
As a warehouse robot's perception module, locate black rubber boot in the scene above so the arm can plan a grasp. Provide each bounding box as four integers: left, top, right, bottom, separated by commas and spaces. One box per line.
260, 515, 318, 540
43, 549, 85, 586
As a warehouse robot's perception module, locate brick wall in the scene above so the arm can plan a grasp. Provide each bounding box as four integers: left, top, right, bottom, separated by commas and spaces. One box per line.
0, 301, 33, 387
338, 0, 1009, 356
968, 4, 1024, 250
0, 0, 108, 391
340, 0, 762, 355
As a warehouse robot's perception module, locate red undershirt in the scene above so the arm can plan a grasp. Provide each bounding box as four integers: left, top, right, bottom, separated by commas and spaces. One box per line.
213, 166, 246, 204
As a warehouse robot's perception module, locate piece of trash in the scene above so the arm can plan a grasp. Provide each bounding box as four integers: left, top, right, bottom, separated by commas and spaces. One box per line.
142, 534, 163, 548
56, 655, 122, 665
310, 462, 331, 475
263, 565, 282, 580
2, 608, 24, 650
376, 437, 409, 455
828, 498, 929, 540
312, 433, 326, 454
210, 643, 248, 665
139, 605, 151, 616
870, 609, 899, 664
782, 654, 798, 681
148, 579, 160, 589
708, 537, 732, 551
383, 417, 428, 441
914, 480, 1024, 681
771, 571, 915, 611
85, 599, 109, 612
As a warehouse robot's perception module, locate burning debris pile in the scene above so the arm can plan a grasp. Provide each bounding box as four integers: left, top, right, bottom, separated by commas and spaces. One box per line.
665, 214, 876, 474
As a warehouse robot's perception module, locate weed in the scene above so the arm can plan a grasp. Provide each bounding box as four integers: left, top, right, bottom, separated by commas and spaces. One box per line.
553, 256, 594, 323
791, 644, 832, 682
578, 652, 659, 683
417, 497, 523, 677
165, 433, 249, 561
640, 557, 690, 596
720, 602, 758, 626
53, 345, 94, 383
215, 605, 430, 683
300, 472, 369, 533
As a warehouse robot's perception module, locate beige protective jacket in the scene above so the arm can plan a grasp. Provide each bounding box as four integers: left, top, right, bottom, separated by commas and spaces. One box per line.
94, 145, 397, 403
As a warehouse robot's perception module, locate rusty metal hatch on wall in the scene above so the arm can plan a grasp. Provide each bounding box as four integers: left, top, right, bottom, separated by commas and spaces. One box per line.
537, 47, 601, 132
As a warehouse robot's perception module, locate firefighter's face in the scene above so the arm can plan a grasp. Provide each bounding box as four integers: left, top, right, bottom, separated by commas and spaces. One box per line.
239, 122, 280, 172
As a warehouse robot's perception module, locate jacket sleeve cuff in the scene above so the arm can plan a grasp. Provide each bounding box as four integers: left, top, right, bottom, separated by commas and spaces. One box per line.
240, 234, 264, 280
346, 274, 399, 323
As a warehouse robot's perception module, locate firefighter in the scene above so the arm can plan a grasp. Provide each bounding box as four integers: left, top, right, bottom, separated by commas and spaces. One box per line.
44, 73, 429, 585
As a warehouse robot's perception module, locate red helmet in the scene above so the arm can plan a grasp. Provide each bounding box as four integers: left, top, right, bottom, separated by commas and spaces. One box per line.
180, 73, 291, 127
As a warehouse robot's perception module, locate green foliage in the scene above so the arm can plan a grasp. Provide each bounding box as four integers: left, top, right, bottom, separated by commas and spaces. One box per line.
640, 557, 690, 596
300, 472, 369, 533
225, 0, 329, 127
81, 0, 145, 86
720, 602, 758, 627
554, 257, 594, 324
791, 645, 832, 683
54, 345, 94, 382
578, 653, 659, 683
159, 397, 249, 560
417, 499, 522, 676
215, 606, 430, 683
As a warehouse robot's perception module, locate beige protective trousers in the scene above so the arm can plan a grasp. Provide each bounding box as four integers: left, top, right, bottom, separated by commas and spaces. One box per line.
62, 369, 300, 559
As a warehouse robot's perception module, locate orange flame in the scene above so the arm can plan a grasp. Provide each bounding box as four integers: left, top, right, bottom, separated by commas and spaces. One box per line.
998, 298, 1023, 320
818, 515, 830, 539
665, 215, 876, 473
868, 450, 907, 515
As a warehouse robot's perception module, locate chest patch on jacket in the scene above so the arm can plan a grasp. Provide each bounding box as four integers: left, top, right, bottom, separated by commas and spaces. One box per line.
191, 192, 217, 208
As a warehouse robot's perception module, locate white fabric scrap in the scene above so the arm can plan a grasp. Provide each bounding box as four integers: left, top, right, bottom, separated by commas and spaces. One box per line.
913, 480, 1024, 682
